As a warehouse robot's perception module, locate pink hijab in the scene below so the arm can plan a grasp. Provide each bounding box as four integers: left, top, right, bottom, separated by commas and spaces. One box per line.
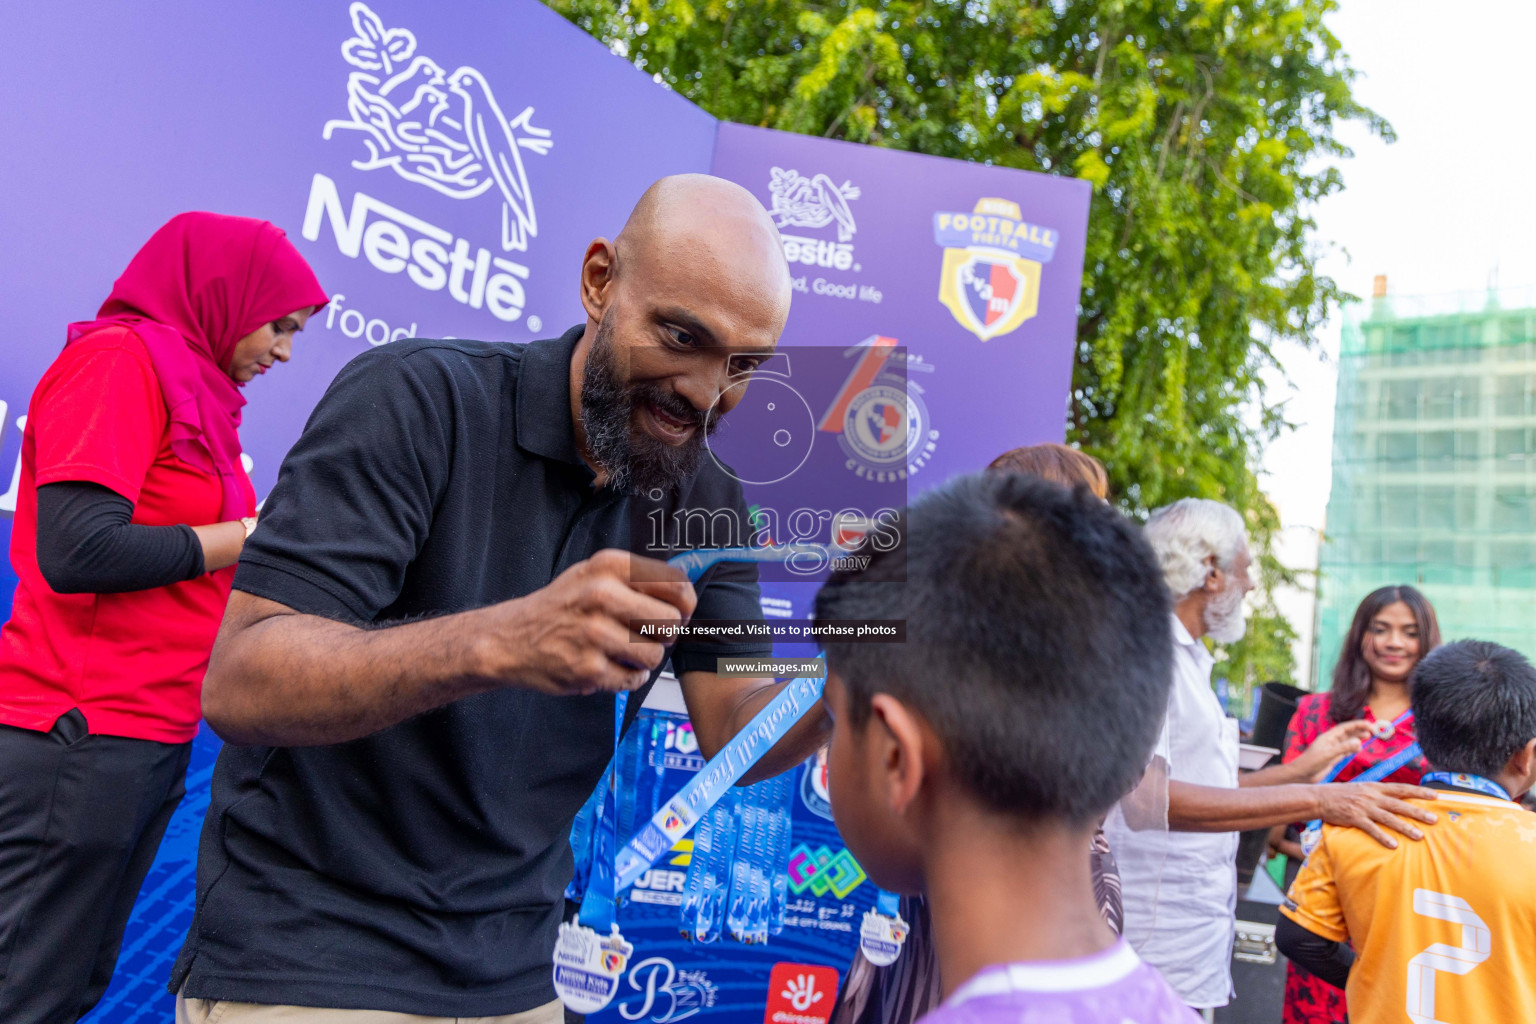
67, 212, 327, 521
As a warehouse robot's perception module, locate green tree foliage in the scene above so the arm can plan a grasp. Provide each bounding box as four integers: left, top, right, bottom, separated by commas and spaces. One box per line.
547, 0, 1386, 695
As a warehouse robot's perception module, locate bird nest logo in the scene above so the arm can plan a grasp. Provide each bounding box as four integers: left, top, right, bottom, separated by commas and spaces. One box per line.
324, 2, 553, 253
769, 168, 860, 272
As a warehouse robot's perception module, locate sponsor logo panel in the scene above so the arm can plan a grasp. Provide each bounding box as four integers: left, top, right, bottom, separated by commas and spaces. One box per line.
799, 749, 832, 821
764, 963, 840, 1024
629, 868, 688, 906
766, 167, 882, 305
618, 957, 718, 1023
786, 843, 867, 900
307, 3, 554, 329
648, 720, 704, 772
817, 338, 941, 483
933, 197, 1058, 341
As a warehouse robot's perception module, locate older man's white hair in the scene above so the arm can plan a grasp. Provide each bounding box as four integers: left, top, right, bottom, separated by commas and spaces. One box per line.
1144, 498, 1248, 600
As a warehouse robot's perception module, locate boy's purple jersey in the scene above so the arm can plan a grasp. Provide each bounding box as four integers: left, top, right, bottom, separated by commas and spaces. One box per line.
916, 941, 1198, 1024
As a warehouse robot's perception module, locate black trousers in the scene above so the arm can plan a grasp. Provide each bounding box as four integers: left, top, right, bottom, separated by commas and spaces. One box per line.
0, 708, 191, 1023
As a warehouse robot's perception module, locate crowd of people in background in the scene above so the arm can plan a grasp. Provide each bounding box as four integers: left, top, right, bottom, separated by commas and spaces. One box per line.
1, 189, 1535, 1024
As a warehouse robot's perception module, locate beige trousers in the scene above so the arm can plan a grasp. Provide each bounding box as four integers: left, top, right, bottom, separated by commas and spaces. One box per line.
175, 991, 565, 1024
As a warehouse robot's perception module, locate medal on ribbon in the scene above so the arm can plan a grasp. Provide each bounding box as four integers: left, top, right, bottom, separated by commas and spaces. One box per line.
552, 919, 634, 1013
858, 890, 909, 966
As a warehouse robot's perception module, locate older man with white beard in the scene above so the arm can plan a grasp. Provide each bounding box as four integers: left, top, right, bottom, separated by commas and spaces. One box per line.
1106, 499, 1440, 1019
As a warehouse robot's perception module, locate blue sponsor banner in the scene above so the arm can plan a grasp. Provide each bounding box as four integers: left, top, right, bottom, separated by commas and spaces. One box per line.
594, 709, 870, 1024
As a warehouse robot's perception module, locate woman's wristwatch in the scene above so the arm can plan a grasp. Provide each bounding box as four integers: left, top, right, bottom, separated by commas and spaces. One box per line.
240, 516, 258, 539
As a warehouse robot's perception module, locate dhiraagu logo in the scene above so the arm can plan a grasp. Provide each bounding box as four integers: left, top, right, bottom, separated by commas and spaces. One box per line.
933, 198, 1057, 341
764, 963, 839, 1024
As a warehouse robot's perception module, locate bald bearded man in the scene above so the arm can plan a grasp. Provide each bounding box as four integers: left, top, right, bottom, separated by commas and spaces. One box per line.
170, 176, 828, 1023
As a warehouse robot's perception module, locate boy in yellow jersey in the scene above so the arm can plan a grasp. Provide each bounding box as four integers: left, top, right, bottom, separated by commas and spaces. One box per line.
1277, 640, 1536, 1024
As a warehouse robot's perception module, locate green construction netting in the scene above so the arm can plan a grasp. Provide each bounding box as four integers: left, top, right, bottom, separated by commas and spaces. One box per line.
1317, 295, 1536, 680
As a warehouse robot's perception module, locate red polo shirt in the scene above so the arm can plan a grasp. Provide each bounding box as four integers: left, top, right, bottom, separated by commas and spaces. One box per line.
0, 326, 253, 743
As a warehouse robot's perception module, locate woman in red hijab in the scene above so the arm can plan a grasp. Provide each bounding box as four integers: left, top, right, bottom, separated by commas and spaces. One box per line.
0, 212, 326, 1023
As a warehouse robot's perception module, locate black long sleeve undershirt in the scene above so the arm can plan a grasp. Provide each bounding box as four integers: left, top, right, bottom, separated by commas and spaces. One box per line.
35, 481, 205, 594
1276, 914, 1355, 990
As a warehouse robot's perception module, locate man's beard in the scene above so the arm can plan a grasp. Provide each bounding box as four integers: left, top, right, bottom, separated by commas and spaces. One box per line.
1203, 578, 1248, 644
579, 317, 718, 495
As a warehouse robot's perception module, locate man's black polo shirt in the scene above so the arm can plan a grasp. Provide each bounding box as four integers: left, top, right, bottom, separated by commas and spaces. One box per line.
171, 327, 771, 1016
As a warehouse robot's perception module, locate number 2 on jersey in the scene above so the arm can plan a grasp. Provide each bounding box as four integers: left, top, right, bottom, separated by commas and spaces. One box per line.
1407, 888, 1490, 1024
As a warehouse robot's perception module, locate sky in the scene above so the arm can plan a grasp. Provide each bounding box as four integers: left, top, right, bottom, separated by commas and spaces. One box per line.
1258, 0, 1536, 531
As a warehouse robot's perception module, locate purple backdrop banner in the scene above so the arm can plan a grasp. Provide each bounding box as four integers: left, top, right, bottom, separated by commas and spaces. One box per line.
711, 123, 1089, 622
0, 2, 1088, 1021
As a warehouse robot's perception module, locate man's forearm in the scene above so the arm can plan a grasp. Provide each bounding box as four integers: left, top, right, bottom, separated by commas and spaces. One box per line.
203, 596, 504, 747
1239, 759, 1315, 787
205, 550, 693, 746
1168, 779, 1322, 832
679, 671, 832, 785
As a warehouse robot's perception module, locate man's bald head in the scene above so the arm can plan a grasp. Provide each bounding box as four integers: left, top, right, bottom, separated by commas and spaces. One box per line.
614, 173, 792, 310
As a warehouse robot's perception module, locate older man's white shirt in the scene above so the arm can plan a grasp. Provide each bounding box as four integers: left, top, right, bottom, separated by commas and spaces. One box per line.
1105, 613, 1240, 1009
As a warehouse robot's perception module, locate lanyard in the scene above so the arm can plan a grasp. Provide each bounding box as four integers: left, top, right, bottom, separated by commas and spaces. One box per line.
1422, 771, 1512, 801
555, 690, 636, 1015
1320, 709, 1416, 785
582, 543, 838, 916
575, 691, 628, 930
1303, 739, 1423, 836
1351, 739, 1423, 784
614, 671, 824, 892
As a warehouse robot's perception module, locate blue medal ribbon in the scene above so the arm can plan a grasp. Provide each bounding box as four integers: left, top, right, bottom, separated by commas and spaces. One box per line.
1422, 771, 1511, 801
1303, 739, 1424, 838
668, 543, 842, 583
614, 670, 824, 892
874, 889, 901, 918
1299, 711, 1421, 857
1319, 710, 1416, 785
575, 691, 628, 930
576, 543, 842, 921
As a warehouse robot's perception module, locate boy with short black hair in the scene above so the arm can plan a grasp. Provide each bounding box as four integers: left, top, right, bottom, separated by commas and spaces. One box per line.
814, 472, 1197, 1022
1277, 639, 1536, 1023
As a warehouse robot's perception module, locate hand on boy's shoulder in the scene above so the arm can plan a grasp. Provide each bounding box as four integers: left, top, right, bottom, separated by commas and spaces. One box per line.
1315, 785, 1536, 879
1315, 781, 1438, 849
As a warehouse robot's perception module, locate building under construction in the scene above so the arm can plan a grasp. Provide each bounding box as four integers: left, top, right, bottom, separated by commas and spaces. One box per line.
1316, 278, 1536, 680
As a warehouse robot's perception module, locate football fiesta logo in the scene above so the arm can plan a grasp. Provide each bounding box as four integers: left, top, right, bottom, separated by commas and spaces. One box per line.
933, 198, 1058, 341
